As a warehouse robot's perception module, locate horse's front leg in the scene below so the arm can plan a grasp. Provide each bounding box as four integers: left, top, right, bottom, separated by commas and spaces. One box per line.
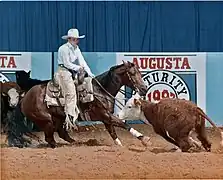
120, 121, 151, 147
104, 123, 123, 146
102, 112, 151, 146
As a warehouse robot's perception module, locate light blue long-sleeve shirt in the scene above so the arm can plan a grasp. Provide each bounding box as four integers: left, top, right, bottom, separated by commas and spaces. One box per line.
57, 42, 94, 77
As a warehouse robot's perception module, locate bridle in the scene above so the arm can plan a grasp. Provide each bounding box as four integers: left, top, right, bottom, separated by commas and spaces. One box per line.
118, 66, 140, 97
93, 65, 142, 109
125, 68, 139, 93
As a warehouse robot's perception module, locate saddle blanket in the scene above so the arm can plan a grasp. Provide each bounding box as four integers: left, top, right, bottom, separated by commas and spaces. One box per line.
44, 77, 94, 107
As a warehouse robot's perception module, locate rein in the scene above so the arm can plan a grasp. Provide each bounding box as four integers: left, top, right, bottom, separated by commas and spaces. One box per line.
119, 89, 133, 96
91, 67, 139, 109
92, 92, 123, 110
92, 77, 127, 109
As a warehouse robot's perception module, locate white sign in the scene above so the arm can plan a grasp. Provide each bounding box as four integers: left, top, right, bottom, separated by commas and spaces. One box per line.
0, 52, 31, 72
115, 52, 206, 115
143, 70, 190, 103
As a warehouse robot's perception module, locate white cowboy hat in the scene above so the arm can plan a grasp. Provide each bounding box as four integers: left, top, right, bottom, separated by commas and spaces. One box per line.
61, 28, 85, 40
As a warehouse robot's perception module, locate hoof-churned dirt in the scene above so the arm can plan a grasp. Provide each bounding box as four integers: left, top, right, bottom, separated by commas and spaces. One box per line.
1, 124, 223, 179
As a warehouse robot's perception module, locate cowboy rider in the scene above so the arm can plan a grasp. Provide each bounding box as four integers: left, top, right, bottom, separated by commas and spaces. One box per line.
54, 28, 95, 130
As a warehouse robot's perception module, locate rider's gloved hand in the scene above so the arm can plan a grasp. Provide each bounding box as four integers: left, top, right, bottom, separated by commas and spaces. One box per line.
79, 66, 84, 71
80, 66, 95, 78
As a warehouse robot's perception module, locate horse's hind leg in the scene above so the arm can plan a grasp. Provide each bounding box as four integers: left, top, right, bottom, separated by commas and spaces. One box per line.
53, 116, 75, 144
44, 121, 56, 148
195, 118, 211, 152
57, 124, 75, 144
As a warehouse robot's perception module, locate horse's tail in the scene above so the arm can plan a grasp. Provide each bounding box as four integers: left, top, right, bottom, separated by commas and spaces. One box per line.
197, 107, 223, 148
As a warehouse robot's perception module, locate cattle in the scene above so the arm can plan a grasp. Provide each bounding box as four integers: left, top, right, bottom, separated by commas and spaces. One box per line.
1, 81, 24, 106
1, 81, 25, 131
16, 70, 49, 132
117, 94, 223, 152
0, 81, 41, 146
16, 71, 49, 92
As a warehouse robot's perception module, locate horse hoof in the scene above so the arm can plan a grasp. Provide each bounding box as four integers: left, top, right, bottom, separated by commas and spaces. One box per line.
38, 140, 44, 144
141, 136, 152, 147
171, 147, 182, 152
49, 143, 56, 148
116, 143, 123, 147
175, 148, 182, 152
114, 138, 123, 146
69, 140, 76, 144
70, 124, 79, 131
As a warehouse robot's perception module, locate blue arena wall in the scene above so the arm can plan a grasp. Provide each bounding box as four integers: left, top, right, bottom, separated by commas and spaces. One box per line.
0, 1, 223, 52
206, 53, 223, 126
0, 52, 223, 126
1, 1, 223, 127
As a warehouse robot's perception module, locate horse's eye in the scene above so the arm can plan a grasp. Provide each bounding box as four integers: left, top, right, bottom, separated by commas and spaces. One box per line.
128, 106, 132, 108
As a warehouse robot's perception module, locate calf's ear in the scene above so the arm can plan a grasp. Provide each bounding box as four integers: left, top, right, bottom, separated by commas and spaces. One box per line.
2, 92, 7, 96
134, 98, 141, 106
20, 91, 26, 97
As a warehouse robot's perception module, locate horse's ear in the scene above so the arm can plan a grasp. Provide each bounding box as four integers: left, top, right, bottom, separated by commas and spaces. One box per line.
127, 61, 135, 67
122, 60, 128, 67
134, 98, 141, 106
28, 71, 31, 76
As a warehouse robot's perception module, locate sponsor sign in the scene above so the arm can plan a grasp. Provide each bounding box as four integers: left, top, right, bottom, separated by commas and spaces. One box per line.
144, 70, 190, 103
116, 52, 206, 114
0, 52, 31, 72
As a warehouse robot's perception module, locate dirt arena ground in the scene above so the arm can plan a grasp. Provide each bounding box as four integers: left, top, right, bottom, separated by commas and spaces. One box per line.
1, 124, 223, 179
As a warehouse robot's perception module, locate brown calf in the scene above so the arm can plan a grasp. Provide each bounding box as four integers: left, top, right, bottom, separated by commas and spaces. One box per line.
118, 96, 223, 152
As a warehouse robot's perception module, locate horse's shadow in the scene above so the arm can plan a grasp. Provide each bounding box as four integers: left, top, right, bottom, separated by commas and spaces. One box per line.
149, 147, 205, 154
150, 147, 177, 154
35, 138, 104, 149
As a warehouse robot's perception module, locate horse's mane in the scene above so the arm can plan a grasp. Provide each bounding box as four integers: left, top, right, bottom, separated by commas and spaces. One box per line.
95, 64, 124, 88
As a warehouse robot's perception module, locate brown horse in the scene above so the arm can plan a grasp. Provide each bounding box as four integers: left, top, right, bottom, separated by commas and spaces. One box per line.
17, 61, 149, 148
